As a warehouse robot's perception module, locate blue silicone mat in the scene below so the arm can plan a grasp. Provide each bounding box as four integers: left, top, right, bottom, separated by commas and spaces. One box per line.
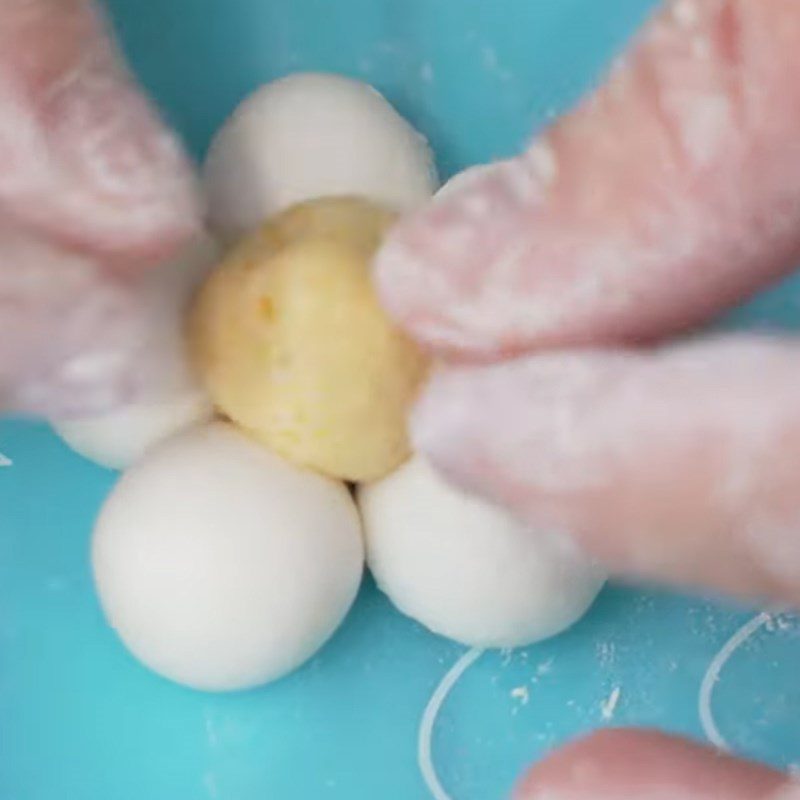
1, 1, 799, 798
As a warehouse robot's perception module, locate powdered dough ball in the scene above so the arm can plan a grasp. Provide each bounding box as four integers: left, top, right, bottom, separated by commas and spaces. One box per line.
54, 392, 212, 471
53, 234, 219, 469
204, 72, 438, 241
359, 457, 606, 648
93, 423, 363, 692
189, 197, 429, 482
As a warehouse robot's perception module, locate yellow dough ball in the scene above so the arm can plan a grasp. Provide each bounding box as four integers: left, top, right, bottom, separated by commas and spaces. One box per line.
188, 197, 429, 482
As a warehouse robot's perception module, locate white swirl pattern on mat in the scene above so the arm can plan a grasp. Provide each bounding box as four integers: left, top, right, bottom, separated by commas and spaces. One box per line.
698, 611, 773, 751
420, 610, 794, 800
418, 647, 484, 800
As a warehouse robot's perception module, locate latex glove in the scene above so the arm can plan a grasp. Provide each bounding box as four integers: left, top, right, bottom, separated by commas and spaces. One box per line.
379, 0, 800, 615
515, 729, 797, 800
375, 1, 800, 797
0, 0, 200, 415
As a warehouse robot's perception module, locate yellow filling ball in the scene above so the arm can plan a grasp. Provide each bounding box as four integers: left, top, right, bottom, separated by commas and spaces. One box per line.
188, 197, 429, 482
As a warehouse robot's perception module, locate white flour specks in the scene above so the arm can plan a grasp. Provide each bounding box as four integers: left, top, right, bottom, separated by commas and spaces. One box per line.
596, 641, 617, 669
476, 43, 515, 82
527, 138, 559, 187
511, 685, 530, 705
672, 0, 700, 29
679, 94, 731, 168
600, 686, 622, 720
536, 657, 555, 677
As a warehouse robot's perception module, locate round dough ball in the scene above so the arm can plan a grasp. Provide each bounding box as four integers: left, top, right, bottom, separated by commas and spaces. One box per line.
53, 235, 219, 469
189, 197, 429, 482
358, 457, 606, 649
204, 72, 438, 241
93, 422, 364, 691
54, 391, 213, 471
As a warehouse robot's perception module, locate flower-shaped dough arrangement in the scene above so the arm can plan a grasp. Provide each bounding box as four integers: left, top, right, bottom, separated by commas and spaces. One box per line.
54, 73, 605, 692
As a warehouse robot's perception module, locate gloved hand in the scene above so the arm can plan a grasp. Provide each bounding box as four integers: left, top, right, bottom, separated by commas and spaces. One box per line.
0, 0, 200, 416
376, 1, 800, 796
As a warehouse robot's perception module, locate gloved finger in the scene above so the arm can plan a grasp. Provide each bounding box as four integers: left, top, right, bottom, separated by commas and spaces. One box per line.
0, 225, 185, 417
377, 0, 800, 359
0, 0, 200, 265
413, 335, 800, 605
514, 729, 788, 800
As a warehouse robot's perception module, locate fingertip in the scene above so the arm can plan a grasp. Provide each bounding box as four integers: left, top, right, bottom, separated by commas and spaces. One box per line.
375, 158, 544, 359
409, 364, 494, 497
379, 0, 800, 359
514, 729, 785, 800
411, 339, 800, 606
0, 0, 203, 263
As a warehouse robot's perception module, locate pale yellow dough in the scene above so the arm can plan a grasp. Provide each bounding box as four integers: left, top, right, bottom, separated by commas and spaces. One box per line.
188, 197, 429, 481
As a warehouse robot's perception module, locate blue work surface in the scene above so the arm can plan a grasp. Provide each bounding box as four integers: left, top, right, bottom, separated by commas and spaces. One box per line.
1, 1, 799, 798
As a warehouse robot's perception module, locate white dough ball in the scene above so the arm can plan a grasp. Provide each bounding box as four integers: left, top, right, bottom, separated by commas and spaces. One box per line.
204, 72, 438, 241
93, 422, 364, 691
359, 457, 606, 649
55, 392, 212, 472
53, 235, 219, 470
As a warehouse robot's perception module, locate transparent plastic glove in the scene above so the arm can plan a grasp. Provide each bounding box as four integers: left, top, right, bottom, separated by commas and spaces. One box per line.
0, 0, 200, 415
375, 1, 800, 795
379, 0, 800, 608
514, 730, 795, 800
